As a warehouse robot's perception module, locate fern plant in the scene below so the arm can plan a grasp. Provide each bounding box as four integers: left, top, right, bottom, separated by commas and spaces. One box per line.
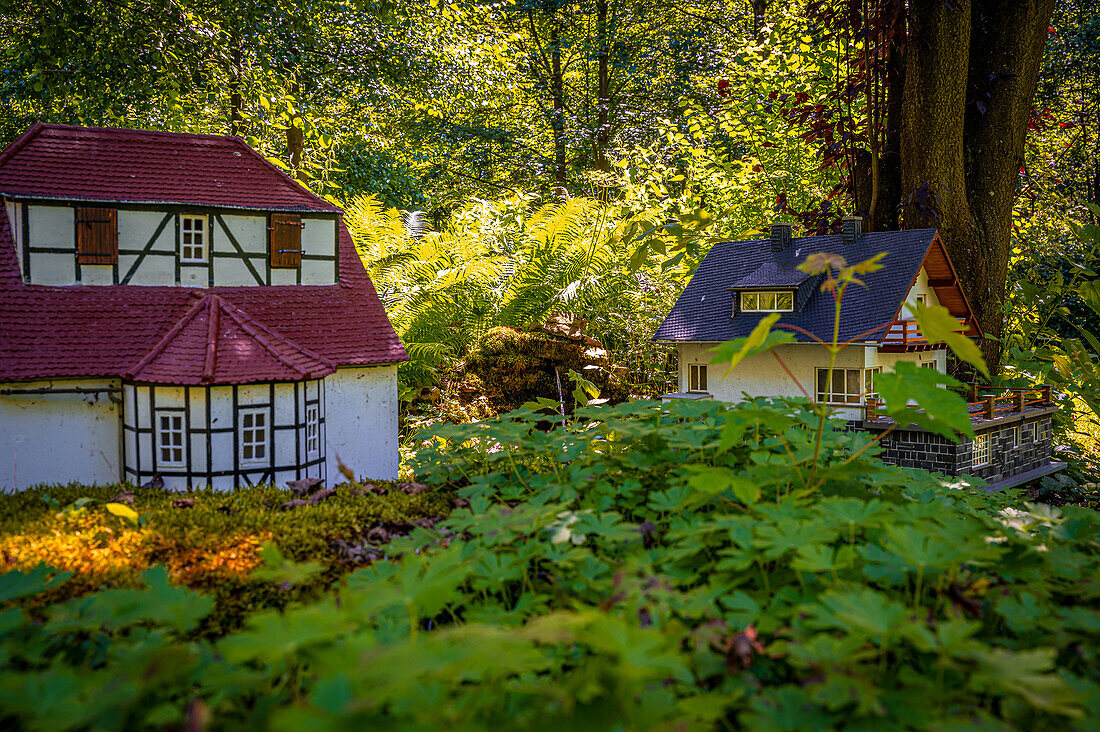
345, 193, 683, 397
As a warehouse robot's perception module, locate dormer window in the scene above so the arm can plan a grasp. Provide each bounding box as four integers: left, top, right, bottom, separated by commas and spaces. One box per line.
180, 215, 207, 262
740, 290, 794, 313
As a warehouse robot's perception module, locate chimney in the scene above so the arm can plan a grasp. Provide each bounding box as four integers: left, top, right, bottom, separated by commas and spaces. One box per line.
769, 222, 793, 252
841, 216, 863, 246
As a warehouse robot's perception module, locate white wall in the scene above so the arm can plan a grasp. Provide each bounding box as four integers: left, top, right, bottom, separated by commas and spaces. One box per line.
0, 379, 121, 490
324, 365, 399, 481
681, 341, 947, 420
22, 204, 339, 287
901, 268, 943, 318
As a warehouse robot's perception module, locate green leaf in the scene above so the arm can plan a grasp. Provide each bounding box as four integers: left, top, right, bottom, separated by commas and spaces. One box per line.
706, 314, 795, 376
909, 303, 988, 377
874, 362, 974, 439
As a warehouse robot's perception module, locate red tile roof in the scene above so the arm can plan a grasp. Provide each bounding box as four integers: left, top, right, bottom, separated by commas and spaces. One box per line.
125, 293, 336, 385
0, 126, 408, 384
0, 124, 340, 212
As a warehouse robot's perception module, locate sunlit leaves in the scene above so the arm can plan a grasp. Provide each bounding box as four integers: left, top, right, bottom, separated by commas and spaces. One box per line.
705, 314, 796, 376
908, 302, 989, 377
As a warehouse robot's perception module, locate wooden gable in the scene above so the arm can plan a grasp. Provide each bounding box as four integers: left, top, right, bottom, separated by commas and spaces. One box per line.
896, 233, 982, 338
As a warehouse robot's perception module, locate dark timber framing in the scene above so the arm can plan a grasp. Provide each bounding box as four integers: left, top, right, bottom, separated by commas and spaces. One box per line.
16, 200, 338, 288
121, 379, 327, 488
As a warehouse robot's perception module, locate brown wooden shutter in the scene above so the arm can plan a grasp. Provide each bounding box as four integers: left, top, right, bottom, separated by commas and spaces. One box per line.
269, 213, 302, 268
75, 207, 118, 264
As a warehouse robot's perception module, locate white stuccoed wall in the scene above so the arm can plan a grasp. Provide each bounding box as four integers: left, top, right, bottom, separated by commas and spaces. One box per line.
679, 342, 939, 420
324, 365, 399, 481
0, 379, 122, 490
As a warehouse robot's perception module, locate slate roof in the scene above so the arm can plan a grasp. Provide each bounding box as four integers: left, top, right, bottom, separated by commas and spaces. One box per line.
0, 126, 408, 384
0, 124, 341, 212
125, 294, 336, 385
654, 229, 938, 344
731, 261, 813, 288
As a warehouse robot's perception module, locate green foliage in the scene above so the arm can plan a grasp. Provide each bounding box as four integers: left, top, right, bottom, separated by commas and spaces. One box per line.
3, 396, 1099, 729
347, 192, 680, 399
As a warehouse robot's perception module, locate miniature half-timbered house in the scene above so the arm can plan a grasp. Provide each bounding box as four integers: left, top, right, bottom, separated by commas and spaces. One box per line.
0, 124, 407, 491
654, 217, 1065, 490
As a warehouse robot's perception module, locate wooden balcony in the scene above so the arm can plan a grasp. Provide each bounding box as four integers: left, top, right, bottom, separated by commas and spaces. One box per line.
879, 318, 974, 352
863, 384, 1054, 424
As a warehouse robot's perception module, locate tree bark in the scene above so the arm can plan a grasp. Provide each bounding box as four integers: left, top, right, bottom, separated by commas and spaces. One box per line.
593, 0, 611, 174
550, 17, 567, 192
750, 0, 768, 38
286, 77, 304, 181
962, 0, 1056, 370
229, 38, 243, 137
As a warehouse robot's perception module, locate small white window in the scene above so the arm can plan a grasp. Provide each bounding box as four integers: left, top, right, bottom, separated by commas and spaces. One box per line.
156, 412, 185, 467
1006, 425, 1020, 449
740, 290, 794, 313
688, 363, 708, 393
306, 405, 319, 457
972, 433, 991, 467
240, 409, 269, 464
921, 361, 936, 369
180, 215, 207, 262
915, 294, 926, 305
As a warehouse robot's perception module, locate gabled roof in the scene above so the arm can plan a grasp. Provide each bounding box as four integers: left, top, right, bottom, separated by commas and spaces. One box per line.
0, 124, 340, 212
125, 294, 336, 385
730, 261, 813, 288
654, 229, 962, 344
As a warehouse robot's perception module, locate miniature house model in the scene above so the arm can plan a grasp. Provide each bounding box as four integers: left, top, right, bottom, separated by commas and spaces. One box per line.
655, 218, 1064, 490
0, 124, 407, 491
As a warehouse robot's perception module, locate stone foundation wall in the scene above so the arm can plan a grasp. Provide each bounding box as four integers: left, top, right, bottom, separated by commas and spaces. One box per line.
959, 417, 1053, 485
855, 414, 1054, 486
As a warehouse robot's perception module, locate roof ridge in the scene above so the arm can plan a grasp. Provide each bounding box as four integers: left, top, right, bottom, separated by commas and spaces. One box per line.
125, 295, 211, 379
32, 122, 247, 144
202, 295, 221, 383
215, 297, 333, 377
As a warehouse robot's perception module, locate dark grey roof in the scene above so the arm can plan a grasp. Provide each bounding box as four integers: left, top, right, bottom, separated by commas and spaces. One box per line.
730, 261, 812, 288
653, 229, 937, 344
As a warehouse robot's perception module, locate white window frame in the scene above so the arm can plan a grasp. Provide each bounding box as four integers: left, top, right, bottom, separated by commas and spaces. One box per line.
816, 367, 878, 405
239, 408, 269, 465
688, 363, 708, 393
306, 404, 320, 458
740, 290, 794, 313
180, 214, 208, 263
1006, 425, 1020, 450
972, 433, 991, 467
155, 411, 186, 468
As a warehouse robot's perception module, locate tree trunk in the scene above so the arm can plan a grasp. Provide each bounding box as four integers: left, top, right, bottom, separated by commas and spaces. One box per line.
550, 17, 567, 192
961, 0, 1056, 371
871, 0, 905, 232
594, 0, 611, 174
750, 0, 768, 37
286, 78, 304, 181
229, 38, 243, 137
902, 0, 1053, 373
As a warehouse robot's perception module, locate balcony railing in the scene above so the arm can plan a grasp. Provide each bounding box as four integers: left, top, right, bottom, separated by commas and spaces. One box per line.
863, 384, 1054, 423
881, 317, 972, 348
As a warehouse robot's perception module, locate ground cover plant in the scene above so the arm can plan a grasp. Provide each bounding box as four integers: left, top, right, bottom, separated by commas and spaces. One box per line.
2, 292, 1099, 730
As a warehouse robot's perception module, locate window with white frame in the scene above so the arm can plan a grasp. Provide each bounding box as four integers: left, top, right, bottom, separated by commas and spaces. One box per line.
816, 367, 879, 404
1006, 425, 1020, 449
240, 409, 269, 463
739, 290, 794, 313
180, 215, 208, 262
688, 363, 708, 393
306, 405, 319, 457
971, 433, 991, 466
921, 361, 936, 369
156, 412, 185, 467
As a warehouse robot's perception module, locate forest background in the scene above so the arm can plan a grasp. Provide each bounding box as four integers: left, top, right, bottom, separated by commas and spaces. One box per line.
3, 0, 1100, 467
